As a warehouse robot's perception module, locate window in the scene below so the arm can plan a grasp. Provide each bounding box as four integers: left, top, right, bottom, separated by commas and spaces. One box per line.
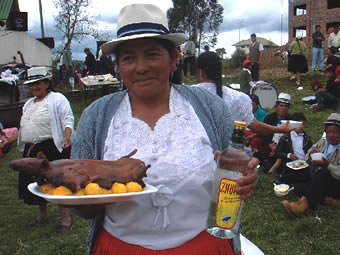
294, 4, 307, 16
328, 0, 340, 9
293, 26, 306, 38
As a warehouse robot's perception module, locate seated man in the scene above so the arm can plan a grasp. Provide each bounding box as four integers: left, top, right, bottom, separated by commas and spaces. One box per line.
282, 113, 340, 217
314, 64, 340, 112
252, 93, 292, 172
271, 113, 312, 184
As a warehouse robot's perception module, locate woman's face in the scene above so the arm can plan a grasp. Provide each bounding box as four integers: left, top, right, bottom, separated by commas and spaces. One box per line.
28, 80, 49, 98
118, 38, 177, 100
325, 125, 340, 145
251, 101, 258, 113
276, 102, 289, 118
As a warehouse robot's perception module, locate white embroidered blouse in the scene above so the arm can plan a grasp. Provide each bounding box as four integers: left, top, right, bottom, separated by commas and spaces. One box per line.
195, 82, 254, 126
103, 87, 216, 249
20, 97, 53, 144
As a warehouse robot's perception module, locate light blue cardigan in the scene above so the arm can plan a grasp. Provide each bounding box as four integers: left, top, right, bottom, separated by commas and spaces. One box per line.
71, 84, 240, 254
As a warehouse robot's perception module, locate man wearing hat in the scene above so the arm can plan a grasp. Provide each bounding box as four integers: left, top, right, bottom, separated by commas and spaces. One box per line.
84, 48, 96, 75
313, 64, 340, 112
257, 93, 292, 172
240, 59, 254, 94
282, 113, 340, 216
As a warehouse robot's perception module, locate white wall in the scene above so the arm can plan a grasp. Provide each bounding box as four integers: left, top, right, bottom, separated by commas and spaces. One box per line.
0, 31, 52, 67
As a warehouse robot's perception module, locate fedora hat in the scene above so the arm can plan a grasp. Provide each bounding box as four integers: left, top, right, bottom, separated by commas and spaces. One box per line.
101, 4, 187, 54
323, 113, 340, 126
276, 92, 291, 104
24, 67, 52, 84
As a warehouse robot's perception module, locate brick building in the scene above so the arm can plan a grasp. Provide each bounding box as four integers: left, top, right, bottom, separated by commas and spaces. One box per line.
289, 0, 340, 46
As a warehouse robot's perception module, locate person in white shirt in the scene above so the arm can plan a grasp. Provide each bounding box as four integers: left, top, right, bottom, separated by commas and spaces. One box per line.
272, 113, 313, 184
182, 38, 197, 76
17, 67, 74, 233
328, 24, 340, 52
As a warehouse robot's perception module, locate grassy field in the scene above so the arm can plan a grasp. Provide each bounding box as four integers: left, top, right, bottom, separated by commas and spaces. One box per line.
1, 68, 339, 255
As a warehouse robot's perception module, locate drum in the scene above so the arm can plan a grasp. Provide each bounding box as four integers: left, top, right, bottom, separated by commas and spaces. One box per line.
251, 83, 278, 109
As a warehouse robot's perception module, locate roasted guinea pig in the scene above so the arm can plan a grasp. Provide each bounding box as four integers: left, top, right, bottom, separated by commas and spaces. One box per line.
9, 149, 150, 193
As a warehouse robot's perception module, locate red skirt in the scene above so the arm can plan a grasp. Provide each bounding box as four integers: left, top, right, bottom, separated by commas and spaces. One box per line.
91, 228, 241, 255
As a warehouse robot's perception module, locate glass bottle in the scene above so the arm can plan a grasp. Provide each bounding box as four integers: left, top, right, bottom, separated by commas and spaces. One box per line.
206, 121, 250, 239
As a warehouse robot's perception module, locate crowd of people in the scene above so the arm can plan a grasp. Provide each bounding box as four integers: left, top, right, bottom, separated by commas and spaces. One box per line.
2, 3, 340, 255
57, 44, 118, 91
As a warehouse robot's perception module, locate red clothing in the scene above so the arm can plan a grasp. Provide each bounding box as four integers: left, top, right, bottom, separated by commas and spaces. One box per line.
245, 130, 270, 154
92, 228, 240, 255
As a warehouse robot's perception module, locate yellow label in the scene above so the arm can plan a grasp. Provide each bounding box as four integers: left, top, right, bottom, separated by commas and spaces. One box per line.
215, 178, 241, 229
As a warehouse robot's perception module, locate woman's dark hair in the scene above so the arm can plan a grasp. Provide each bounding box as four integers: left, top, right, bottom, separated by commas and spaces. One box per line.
291, 112, 306, 122
197, 51, 223, 98
113, 38, 176, 63
249, 94, 260, 106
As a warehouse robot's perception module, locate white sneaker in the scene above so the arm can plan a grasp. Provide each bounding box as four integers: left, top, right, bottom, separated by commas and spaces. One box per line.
297, 86, 303, 90
290, 75, 296, 80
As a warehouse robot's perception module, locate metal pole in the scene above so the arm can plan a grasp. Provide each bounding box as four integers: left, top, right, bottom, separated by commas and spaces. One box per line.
281, 0, 283, 46
39, 0, 45, 38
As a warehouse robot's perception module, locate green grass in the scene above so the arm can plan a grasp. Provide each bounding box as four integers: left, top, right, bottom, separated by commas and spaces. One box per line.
1, 70, 339, 254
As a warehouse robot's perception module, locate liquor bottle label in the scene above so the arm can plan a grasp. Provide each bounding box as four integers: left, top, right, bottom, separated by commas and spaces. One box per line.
215, 178, 241, 229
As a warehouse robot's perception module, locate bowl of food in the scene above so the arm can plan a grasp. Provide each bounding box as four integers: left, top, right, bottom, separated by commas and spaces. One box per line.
311, 152, 324, 161
274, 184, 290, 197
281, 120, 302, 130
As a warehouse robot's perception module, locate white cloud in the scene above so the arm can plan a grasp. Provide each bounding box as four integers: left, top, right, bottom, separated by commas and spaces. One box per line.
18, 0, 289, 60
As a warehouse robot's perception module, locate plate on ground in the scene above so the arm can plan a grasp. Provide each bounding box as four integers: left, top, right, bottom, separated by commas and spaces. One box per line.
286, 160, 309, 170
28, 182, 158, 205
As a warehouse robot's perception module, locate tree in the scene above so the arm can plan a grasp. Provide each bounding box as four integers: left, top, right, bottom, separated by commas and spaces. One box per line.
216, 48, 226, 59
53, 0, 106, 45
167, 0, 223, 52
230, 48, 247, 68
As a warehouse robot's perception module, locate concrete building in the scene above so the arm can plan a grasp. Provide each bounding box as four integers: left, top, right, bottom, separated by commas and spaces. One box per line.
289, 0, 340, 45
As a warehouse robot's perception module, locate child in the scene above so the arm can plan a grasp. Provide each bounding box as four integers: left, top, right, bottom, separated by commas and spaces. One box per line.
272, 113, 313, 184
240, 60, 254, 95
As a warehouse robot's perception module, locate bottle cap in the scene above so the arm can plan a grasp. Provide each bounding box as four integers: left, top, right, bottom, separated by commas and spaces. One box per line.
234, 121, 247, 129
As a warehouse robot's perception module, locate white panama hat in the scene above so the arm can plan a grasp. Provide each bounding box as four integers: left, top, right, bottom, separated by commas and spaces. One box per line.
24, 67, 52, 84
276, 92, 291, 104
101, 4, 187, 54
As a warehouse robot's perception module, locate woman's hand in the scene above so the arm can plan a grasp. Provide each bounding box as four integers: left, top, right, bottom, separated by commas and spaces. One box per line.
63, 136, 72, 149
279, 121, 296, 133
236, 158, 259, 200
214, 151, 259, 200
63, 127, 73, 149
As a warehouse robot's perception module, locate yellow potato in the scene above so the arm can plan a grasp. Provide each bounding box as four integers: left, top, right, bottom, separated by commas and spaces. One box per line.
126, 182, 143, 192
53, 186, 73, 196
111, 182, 127, 194
85, 183, 102, 195
39, 184, 56, 194
74, 189, 86, 196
